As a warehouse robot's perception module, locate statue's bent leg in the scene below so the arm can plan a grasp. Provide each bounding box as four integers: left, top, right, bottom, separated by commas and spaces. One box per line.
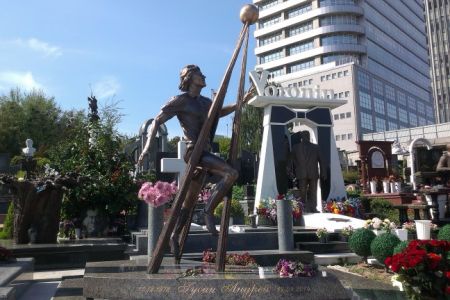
199, 152, 238, 235
308, 178, 319, 213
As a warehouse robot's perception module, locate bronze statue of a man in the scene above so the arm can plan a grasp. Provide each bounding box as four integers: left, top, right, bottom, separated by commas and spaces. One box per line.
138, 65, 246, 255
436, 144, 450, 172
291, 130, 326, 213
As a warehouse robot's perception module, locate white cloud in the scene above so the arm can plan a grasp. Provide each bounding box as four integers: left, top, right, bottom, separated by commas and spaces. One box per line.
26, 38, 62, 57
0, 71, 44, 91
2, 38, 62, 57
92, 76, 120, 99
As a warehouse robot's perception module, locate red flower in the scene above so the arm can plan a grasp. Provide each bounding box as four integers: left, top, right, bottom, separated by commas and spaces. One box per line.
276, 194, 284, 200
427, 253, 442, 270
446, 271, 450, 279
446, 286, 450, 295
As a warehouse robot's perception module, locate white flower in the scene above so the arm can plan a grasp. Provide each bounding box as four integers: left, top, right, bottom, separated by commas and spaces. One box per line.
373, 222, 381, 229
389, 222, 397, 229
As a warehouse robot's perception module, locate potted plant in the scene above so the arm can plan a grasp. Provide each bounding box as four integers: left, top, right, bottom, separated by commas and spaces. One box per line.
385, 240, 450, 299
316, 227, 329, 243
341, 225, 354, 242
370, 177, 378, 194
214, 198, 245, 225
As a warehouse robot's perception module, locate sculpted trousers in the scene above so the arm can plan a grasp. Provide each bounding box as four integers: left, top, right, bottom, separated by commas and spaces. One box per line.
299, 177, 318, 212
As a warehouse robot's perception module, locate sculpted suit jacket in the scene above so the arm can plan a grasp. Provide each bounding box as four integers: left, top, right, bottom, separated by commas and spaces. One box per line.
291, 141, 324, 180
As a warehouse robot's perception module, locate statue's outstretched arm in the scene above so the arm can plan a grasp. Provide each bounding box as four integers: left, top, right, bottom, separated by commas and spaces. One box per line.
219, 85, 255, 117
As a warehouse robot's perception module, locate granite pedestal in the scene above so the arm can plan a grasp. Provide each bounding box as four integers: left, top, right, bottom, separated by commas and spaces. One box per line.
83, 257, 350, 300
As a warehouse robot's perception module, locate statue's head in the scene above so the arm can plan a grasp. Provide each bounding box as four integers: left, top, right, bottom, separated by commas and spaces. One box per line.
301, 130, 310, 143
25, 139, 33, 147
179, 65, 206, 91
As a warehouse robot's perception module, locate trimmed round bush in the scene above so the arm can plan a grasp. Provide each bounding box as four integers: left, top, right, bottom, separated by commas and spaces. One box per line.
348, 228, 376, 262
370, 233, 400, 266
437, 224, 450, 241
393, 240, 409, 254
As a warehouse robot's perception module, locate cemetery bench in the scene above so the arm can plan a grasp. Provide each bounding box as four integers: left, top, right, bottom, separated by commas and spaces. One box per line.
393, 204, 436, 224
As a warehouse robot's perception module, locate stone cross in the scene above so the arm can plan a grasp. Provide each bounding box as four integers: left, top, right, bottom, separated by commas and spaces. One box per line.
161, 141, 187, 187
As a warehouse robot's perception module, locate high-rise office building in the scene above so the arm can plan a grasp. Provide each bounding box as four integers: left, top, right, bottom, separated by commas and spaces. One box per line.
424, 0, 450, 123
253, 0, 434, 154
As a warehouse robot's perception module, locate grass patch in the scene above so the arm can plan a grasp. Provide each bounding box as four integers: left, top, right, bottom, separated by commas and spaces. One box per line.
347, 263, 393, 285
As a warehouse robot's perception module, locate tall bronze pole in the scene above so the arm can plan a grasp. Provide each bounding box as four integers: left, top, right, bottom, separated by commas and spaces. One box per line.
148, 20, 250, 275
216, 28, 250, 272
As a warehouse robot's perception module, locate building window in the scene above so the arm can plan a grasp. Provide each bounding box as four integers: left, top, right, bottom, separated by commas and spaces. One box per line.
359, 91, 371, 109
268, 68, 283, 78
323, 53, 360, 65
335, 135, 340, 141
334, 114, 339, 120
409, 112, 417, 126
320, 14, 357, 26
321, 75, 325, 81
321, 34, 358, 46
259, 32, 282, 46
398, 91, 406, 106
361, 112, 373, 130
320, 0, 356, 7
358, 71, 370, 89
288, 60, 315, 73
343, 70, 349, 76
385, 85, 395, 102
260, 15, 281, 29
340, 113, 345, 119
417, 102, 425, 114
373, 79, 383, 96
260, 0, 281, 11
287, 3, 312, 19
341, 134, 346, 140
338, 72, 343, 78
288, 21, 313, 37
339, 92, 343, 98
418, 116, 426, 126
345, 91, 350, 97
388, 121, 398, 130
347, 133, 353, 140
407, 96, 416, 111
387, 102, 397, 119
375, 117, 386, 132
374, 97, 385, 114
288, 40, 314, 55
399, 108, 408, 123
260, 50, 283, 63
346, 112, 351, 118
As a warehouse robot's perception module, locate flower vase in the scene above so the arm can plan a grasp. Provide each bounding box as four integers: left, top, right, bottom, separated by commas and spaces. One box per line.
276, 200, 294, 251
319, 235, 328, 243
148, 205, 164, 257
394, 228, 408, 241
415, 220, 431, 240
389, 182, 395, 193
372, 229, 386, 236
370, 181, 377, 194
437, 195, 447, 219
382, 181, 390, 193
74, 228, 82, 239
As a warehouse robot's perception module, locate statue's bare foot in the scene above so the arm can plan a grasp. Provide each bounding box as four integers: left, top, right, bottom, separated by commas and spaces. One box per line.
204, 211, 218, 236
170, 233, 180, 261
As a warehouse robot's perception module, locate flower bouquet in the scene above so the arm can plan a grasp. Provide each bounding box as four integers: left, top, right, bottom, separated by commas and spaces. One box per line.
256, 192, 303, 225
341, 225, 354, 242
364, 217, 396, 234
274, 259, 316, 278
323, 198, 362, 218
138, 181, 177, 207
316, 227, 329, 243
385, 240, 450, 299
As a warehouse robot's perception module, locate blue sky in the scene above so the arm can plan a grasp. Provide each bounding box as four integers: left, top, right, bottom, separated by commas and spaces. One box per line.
0, 1, 256, 138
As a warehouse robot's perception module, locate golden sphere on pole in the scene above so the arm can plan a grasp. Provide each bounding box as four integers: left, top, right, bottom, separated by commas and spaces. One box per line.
240, 4, 259, 25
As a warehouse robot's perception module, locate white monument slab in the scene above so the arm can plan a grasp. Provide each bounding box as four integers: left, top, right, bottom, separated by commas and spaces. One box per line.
160, 141, 187, 187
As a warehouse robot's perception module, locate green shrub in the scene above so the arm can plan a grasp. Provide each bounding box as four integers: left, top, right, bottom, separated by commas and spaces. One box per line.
0, 202, 13, 239
370, 198, 394, 220
393, 240, 409, 254
214, 199, 244, 219
370, 233, 400, 266
437, 224, 450, 241
348, 228, 376, 263
342, 170, 359, 185
232, 185, 244, 202
346, 189, 361, 199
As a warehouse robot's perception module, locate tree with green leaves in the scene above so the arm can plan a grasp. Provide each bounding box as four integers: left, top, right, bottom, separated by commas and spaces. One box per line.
238, 104, 263, 155
0, 88, 68, 156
